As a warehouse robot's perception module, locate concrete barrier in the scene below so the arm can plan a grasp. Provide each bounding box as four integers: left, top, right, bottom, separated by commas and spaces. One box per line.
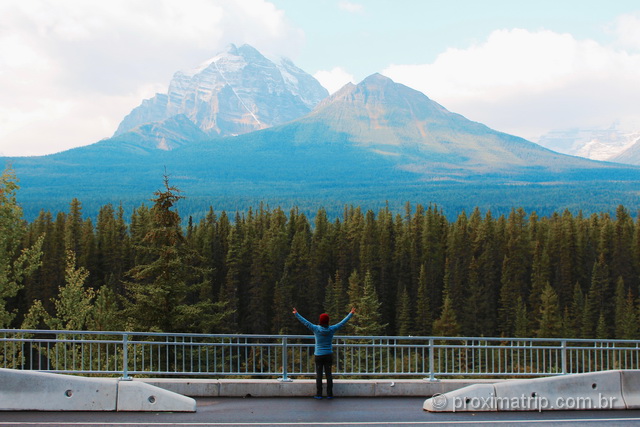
0, 368, 196, 412
493, 370, 625, 411
423, 383, 497, 412
118, 380, 196, 412
140, 378, 498, 398
0, 368, 117, 411
620, 370, 640, 409
424, 371, 628, 412
142, 378, 221, 397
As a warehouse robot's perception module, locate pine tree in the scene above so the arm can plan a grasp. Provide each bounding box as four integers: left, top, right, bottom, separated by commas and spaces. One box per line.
445, 211, 470, 316
432, 286, 460, 337
514, 297, 528, 338
498, 208, 530, 336
275, 215, 312, 333
422, 205, 446, 315
536, 283, 562, 338
614, 276, 627, 338
351, 271, 387, 335
246, 236, 273, 333
324, 271, 348, 321
464, 256, 482, 336
96, 203, 130, 295
22, 251, 96, 331
498, 255, 518, 336
556, 209, 577, 305
395, 285, 413, 336
566, 282, 584, 338
221, 227, 242, 330
359, 209, 379, 281
377, 206, 395, 330
272, 276, 296, 334
528, 241, 550, 332
93, 285, 122, 331
310, 208, 336, 316
620, 289, 638, 340
415, 264, 432, 336
53, 251, 96, 330
347, 270, 362, 310
595, 313, 609, 339
64, 198, 83, 259
614, 277, 638, 339
612, 206, 635, 292
470, 211, 501, 336
124, 175, 231, 332
0, 166, 43, 328
584, 254, 612, 337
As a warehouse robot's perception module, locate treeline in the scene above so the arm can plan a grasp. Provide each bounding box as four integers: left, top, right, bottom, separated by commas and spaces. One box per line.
2, 167, 640, 339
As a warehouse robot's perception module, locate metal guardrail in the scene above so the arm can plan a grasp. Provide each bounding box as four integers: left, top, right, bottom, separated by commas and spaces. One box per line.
2, 329, 640, 380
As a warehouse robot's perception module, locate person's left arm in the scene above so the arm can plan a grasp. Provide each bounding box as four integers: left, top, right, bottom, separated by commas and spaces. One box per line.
293, 308, 315, 331
330, 309, 355, 331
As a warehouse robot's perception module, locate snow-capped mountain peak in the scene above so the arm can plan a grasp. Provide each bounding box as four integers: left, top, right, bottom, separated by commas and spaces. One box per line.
113, 44, 328, 140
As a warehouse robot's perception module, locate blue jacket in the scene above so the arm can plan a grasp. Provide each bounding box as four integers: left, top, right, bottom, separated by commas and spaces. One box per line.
294, 311, 353, 356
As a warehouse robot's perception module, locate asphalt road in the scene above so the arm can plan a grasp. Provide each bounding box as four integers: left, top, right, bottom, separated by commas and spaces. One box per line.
1, 397, 640, 426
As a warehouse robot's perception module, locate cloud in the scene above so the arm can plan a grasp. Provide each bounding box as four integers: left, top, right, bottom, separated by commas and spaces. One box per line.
314, 67, 355, 94
613, 12, 640, 50
383, 27, 640, 141
338, 1, 364, 14
0, 0, 302, 156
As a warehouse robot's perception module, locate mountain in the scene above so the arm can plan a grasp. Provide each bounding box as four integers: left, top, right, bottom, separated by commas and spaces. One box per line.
295, 74, 597, 176
608, 133, 640, 165
537, 126, 640, 161
5, 74, 640, 221
109, 115, 208, 153
114, 44, 328, 141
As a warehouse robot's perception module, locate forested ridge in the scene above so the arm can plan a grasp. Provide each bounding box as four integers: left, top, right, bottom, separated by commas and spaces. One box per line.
2, 166, 640, 339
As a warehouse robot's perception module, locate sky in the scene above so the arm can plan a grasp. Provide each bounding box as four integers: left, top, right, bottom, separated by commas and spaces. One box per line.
1, 0, 640, 156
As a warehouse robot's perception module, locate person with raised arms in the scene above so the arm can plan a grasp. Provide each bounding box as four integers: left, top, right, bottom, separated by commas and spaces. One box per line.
292, 307, 356, 399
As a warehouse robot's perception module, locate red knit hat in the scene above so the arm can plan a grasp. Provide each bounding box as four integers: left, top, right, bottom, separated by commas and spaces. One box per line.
319, 313, 330, 326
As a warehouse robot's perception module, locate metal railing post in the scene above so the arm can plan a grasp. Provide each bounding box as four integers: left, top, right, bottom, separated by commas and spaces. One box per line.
561, 340, 567, 375
427, 338, 438, 382
278, 336, 292, 382
121, 333, 131, 380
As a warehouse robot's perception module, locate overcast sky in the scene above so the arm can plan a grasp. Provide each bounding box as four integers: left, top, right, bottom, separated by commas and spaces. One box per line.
1, 0, 640, 156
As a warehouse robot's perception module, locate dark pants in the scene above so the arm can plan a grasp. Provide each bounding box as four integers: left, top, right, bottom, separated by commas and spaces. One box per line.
315, 354, 333, 397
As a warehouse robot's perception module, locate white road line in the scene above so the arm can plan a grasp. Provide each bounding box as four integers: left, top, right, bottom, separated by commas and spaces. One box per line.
2, 419, 640, 426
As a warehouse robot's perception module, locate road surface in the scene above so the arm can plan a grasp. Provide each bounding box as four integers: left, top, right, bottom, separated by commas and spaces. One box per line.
1, 397, 640, 426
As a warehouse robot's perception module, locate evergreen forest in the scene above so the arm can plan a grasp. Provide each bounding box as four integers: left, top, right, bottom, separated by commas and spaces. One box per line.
2, 166, 640, 340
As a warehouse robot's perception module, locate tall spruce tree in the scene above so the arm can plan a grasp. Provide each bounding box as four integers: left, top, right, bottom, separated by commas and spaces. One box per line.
415, 264, 432, 336
536, 283, 562, 338
395, 285, 413, 336
433, 285, 460, 337
566, 282, 585, 338
513, 297, 529, 338
324, 271, 348, 321
350, 271, 387, 335
584, 254, 612, 337
498, 208, 530, 336
614, 277, 638, 339
123, 175, 231, 332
